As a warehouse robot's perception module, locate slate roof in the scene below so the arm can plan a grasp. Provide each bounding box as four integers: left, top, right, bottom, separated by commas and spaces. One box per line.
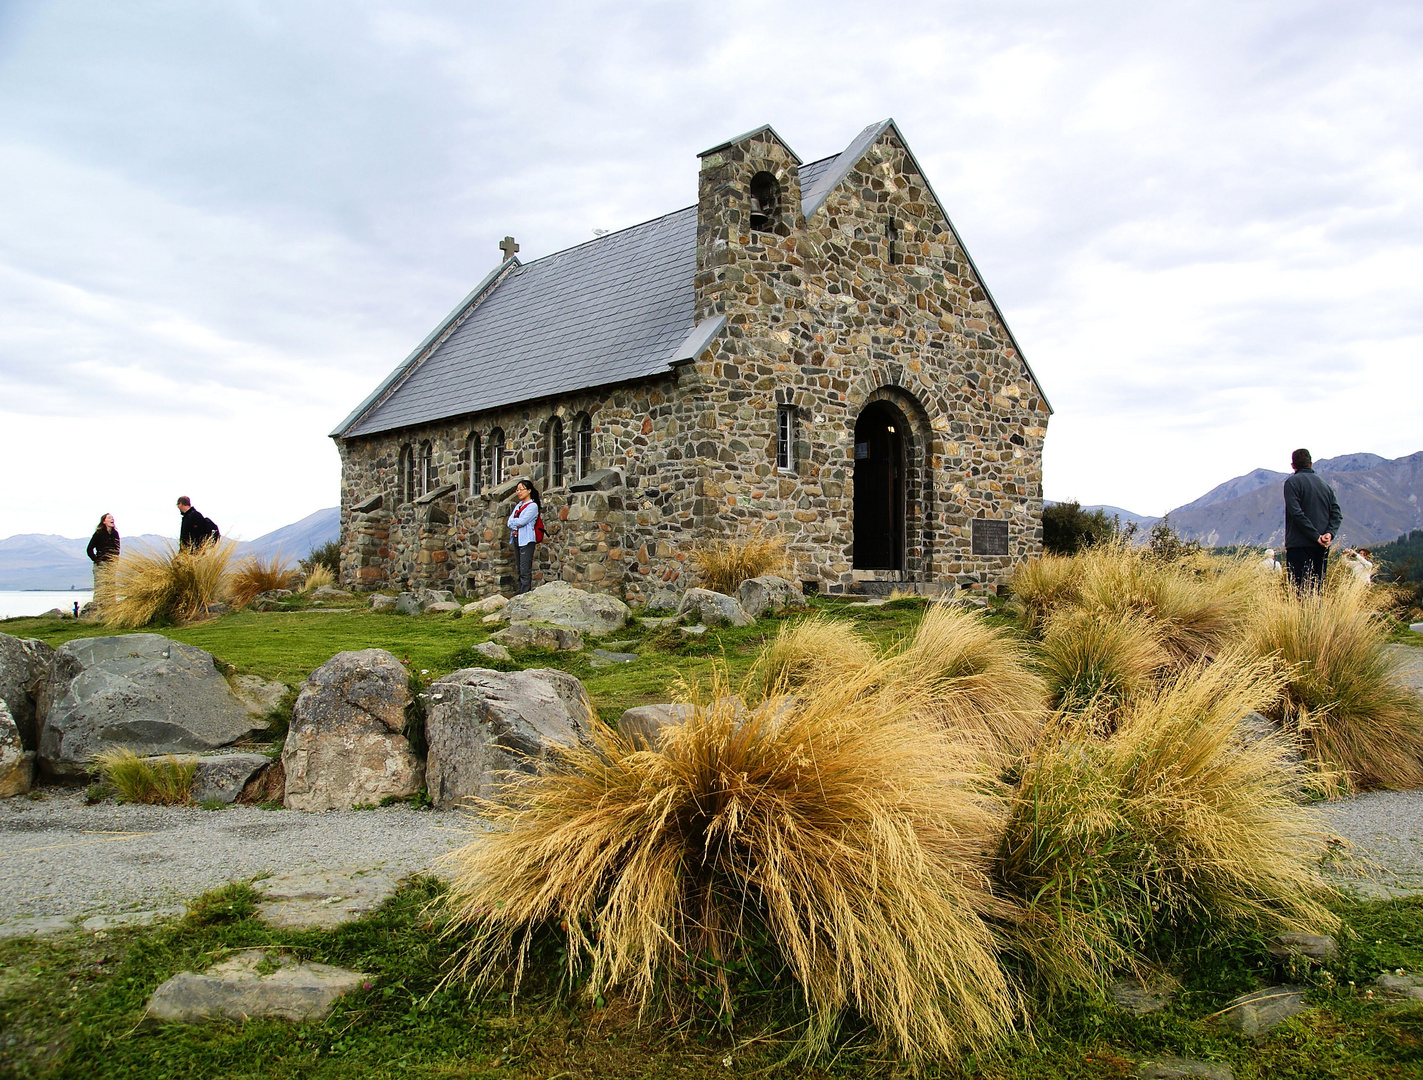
335, 120, 1048, 440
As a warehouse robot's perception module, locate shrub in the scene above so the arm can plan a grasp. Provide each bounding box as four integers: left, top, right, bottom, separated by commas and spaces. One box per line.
997, 653, 1338, 997
690, 535, 789, 595
229, 552, 301, 608
441, 668, 1018, 1062
747, 614, 876, 700
302, 538, 342, 576
300, 564, 335, 592
102, 540, 237, 628
882, 603, 1047, 759
1241, 575, 1423, 790
1041, 501, 1116, 555
93, 747, 196, 805
1037, 609, 1167, 718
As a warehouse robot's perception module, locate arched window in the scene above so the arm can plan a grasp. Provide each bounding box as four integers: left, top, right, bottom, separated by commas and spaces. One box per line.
466, 434, 482, 495
749, 171, 780, 232
418, 440, 434, 497
576, 415, 593, 479
490, 428, 506, 487
397, 444, 414, 504
547, 417, 564, 488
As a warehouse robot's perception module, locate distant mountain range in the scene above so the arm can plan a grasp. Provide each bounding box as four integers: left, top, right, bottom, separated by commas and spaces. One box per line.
0, 508, 339, 590
1081, 451, 1423, 548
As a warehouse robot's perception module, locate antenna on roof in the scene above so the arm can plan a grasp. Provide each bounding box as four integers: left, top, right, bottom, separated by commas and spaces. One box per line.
499, 236, 520, 259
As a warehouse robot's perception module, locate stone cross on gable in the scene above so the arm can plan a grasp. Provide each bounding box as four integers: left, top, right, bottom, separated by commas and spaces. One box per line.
499, 235, 519, 259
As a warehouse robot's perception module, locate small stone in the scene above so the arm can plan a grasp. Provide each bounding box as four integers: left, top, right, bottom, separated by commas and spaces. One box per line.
424, 602, 462, 614
1135, 1055, 1234, 1080
1216, 985, 1309, 1039
369, 594, 398, 613
192, 753, 274, 805
1410, 622, 1423, 634
490, 622, 584, 652
464, 594, 508, 615
678, 588, 753, 628
204, 602, 232, 616
1376, 972, 1423, 1000
643, 586, 682, 612
473, 641, 512, 662
394, 592, 422, 615
1267, 933, 1338, 962
481, 611, 503, 624
1109, 979, 1170, 1015
639, 616, 679, 630
144, 949, 369, 1024
589, 649, 639, 668
681, 624, 707, 635
308, 585, 354, 601
255, 867, 400, 930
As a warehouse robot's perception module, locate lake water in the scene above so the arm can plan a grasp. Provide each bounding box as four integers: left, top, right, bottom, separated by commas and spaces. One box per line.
0, 590, 94, 620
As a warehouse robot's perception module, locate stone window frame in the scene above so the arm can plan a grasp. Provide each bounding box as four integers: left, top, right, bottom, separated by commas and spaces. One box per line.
775, 404, 797, 473
489, 427, 506, 487
546, 415, 565, 489
397, 443, 414, 505
418, 440, 435, 497
574, 413, 593, 479
466, 433, 482, 495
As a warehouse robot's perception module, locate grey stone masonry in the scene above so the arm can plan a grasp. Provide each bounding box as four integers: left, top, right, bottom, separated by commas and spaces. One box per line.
334, 121, 1048, 602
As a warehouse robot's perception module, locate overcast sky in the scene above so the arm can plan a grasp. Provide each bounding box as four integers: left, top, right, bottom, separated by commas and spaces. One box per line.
2, 0, 1420, 542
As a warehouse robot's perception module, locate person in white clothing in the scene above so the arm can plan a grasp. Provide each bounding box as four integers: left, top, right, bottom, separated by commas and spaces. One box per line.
506, 479, 540, 594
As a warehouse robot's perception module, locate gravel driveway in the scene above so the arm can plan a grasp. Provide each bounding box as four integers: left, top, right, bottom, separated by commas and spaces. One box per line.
0, 788, 471, 937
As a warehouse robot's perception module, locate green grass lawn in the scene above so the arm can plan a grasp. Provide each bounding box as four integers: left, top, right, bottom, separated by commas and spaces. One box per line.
2, 879, 1421, 1080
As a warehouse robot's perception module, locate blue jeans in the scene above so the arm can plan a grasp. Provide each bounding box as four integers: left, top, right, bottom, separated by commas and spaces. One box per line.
516, 542, 535, 594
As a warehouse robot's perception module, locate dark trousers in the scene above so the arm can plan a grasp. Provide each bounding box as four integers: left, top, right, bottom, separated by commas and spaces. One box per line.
1285, 546, 1327, 592
515, 542, 535, 594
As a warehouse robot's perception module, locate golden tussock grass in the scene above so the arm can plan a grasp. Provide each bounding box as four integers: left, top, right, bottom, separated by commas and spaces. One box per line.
102, 540, 237, 628
998, 652, 1339, 997
1241, 574, 1423, 790
1010, 554, 1083, 632
746, 614, 877, 700
881, 603, 1047, 759
440, 665, 1019, 1062
93, 747, 196, 805
300, 564, 335, 592
1037, 609, 1169, 718
229, 552, 302, 608
690, 535, 789, 595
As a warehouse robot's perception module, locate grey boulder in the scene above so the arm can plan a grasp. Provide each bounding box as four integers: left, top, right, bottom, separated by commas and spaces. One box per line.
229, 674, 288, 719
1216, 985, 1310, 1039
490, 622, 584, 652
308, 585, 354, 601
464, 594, 508, 616
192, 753, 274, 804
497, 580, 629, 635
0, 700, 35, 798
282, 649, 423, 812
678, 588, 753, 628
145, 949, 368, 1025
394, 592, 422, 615
424, 667, 593, 808
40, 635, 264, 776
736, 575, 805, 619
369, 594, 398, 613
618, 703, 691, 751
0, 633, 53, 751
642, 587, 682, 612
473, 641, 512, 662
1267, 932, 1338, 962
1377, 972, 1423, 1001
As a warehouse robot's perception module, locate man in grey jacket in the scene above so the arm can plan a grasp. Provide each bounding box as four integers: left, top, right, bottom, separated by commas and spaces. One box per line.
1283, 449, 1342, 592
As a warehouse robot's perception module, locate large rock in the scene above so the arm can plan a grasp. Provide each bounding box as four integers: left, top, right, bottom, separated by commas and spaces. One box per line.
497, 581, 629, 635
424, 667, 593, 808
0, 700, 35, 798
678, 588, 753, 628
192, 753, 274, 804
737, 575, 805, 619
281, 649, 423, 812
642, 587, 682, 612
618, 703, 691, 750
369, 594, 398, 613
0, 633, 53, 751
145, 949, 368, 1025
229, 674, 288, 719
490, 622, 584, 652
40, 635, 264, 776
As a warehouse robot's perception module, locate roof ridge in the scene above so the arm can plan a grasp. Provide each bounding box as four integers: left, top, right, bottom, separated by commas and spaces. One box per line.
517, 204, 696, 270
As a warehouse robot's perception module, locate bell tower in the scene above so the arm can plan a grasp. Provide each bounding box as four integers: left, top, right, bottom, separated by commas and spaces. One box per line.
694, 124, 803, 323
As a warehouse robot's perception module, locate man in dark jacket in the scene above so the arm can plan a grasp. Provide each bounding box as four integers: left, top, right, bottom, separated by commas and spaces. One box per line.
176, 497, 220, 549
1283, 449, 1342, 592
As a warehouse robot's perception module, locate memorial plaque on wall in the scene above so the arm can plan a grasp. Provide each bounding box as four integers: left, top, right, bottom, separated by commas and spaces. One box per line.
971, 519, 1010, 556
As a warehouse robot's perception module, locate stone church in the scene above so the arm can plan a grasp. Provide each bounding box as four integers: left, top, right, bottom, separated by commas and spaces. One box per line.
331, 119, 1051, 602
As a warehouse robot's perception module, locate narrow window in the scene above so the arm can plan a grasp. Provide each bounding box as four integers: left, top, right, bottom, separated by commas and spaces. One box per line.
467, 434, 482, 495
885, 218, 900, 265
490, 428, 506, 486
776, 405, 796, 472
419, 441, 434, 496
545, 417, 563, 488
576, 416, 593, 479
749, 171, 780, 232
398, 444, 414, 503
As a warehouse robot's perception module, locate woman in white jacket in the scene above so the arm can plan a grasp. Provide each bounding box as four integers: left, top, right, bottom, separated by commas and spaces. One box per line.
507, 479, 540, 594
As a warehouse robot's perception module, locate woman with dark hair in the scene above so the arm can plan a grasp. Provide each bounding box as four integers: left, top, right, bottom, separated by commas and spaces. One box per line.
87, 513, 121, 592
506, 479, 540, 595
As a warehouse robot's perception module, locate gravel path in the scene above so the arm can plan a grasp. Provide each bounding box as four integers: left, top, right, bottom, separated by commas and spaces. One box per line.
0, 788, 471, 937
1318, 789, 1423, 898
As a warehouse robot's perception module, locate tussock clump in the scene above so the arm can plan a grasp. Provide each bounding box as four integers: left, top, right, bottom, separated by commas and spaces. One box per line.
230, 552, 302, 608
998, 653, 1339, 997
748, 615, 876, 700
1037, 610, 1168, 718
94, 747, 196, 805
883, 604, 1047, 759
1010, 554, 1083, 632
102, 540, 236, 628
300, 564, 335, 592
1242, 575, 1423, 790
690, 536, 789, 595
441, 668, 1018, 1062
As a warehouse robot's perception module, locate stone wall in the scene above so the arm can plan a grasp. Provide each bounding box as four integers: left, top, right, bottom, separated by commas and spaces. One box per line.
335, 123, 1048, 599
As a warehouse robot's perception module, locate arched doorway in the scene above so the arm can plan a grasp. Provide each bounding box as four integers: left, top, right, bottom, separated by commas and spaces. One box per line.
853, 401, 907, 570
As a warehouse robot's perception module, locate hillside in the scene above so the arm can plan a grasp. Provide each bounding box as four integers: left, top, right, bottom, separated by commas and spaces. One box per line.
0, 508, 339, 590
